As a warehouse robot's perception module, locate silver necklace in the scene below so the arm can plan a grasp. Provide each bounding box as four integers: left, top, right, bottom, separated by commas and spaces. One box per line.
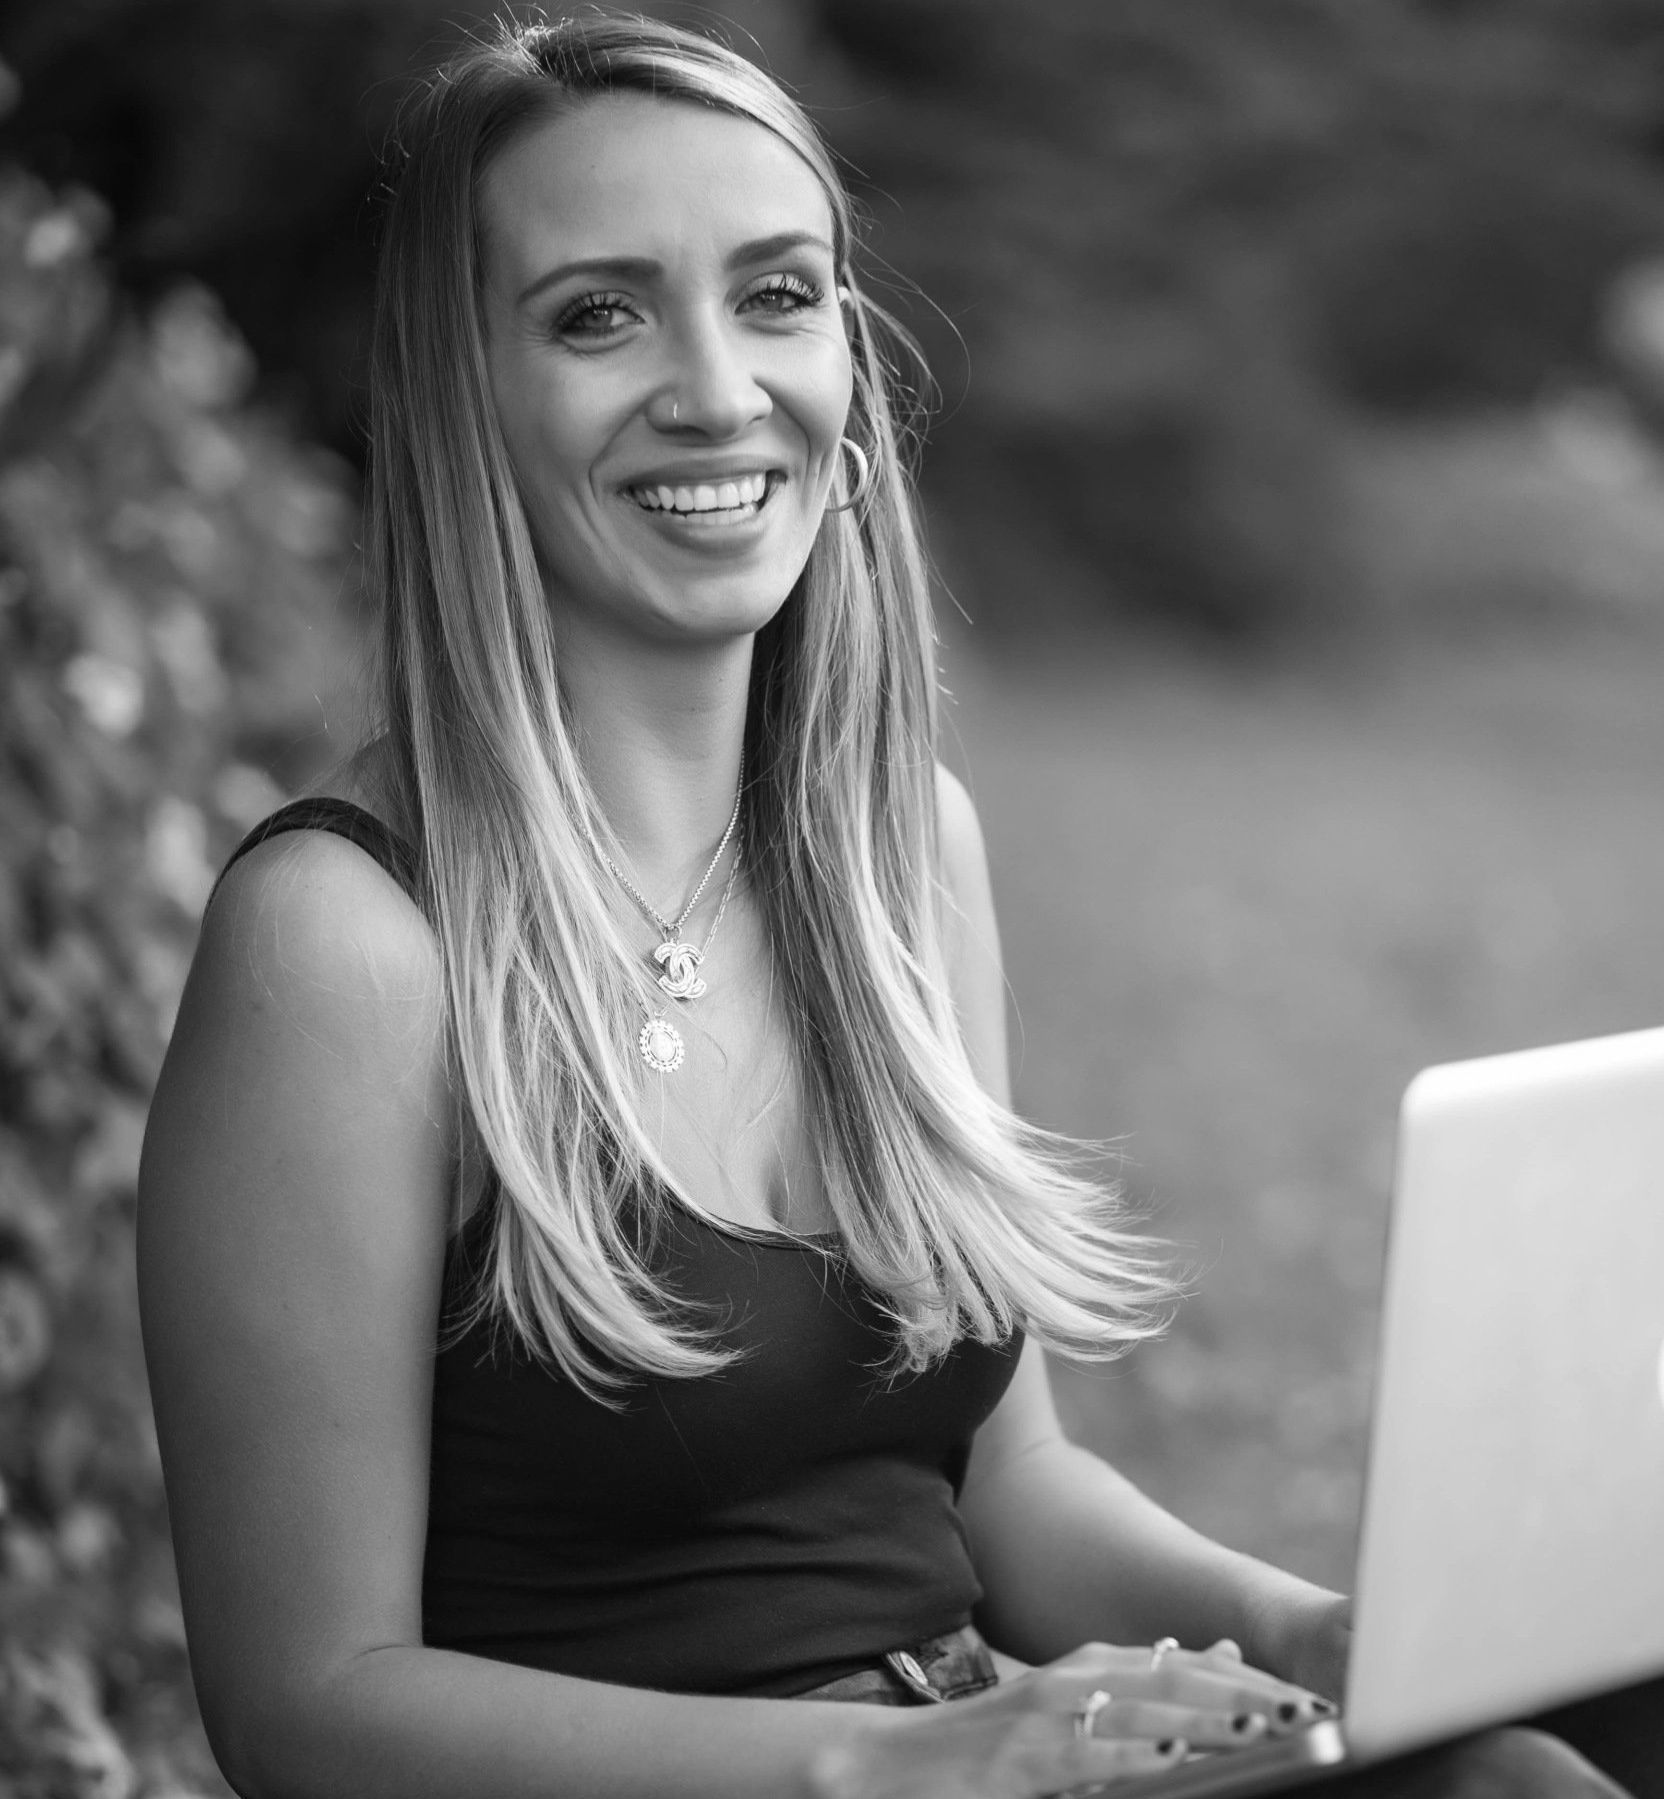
632, 846, 741, 1074
599, 762, 745, 1073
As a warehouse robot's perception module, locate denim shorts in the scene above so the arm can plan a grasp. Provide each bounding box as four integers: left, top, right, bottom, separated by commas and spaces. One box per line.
796, 1623, 1000, 1706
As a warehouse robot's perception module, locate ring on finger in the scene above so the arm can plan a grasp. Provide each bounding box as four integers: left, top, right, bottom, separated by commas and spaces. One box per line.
1149, 1636, 1181, 1672
1074, 1687, 1113, 1740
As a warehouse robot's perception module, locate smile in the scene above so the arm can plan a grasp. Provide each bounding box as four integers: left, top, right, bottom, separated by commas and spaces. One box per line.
626, 471, 779, 521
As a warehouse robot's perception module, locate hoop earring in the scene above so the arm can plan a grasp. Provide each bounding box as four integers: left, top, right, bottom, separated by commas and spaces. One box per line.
828, 437, 872, 513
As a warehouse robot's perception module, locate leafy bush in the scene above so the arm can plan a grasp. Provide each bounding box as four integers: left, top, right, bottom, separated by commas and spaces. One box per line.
0, 149, 359, 1796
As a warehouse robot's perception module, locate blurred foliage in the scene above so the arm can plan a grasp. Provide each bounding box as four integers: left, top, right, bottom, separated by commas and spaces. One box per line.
820, 0, 1664, 636
6, 0, 1664, 638
0, 150, 355, 1793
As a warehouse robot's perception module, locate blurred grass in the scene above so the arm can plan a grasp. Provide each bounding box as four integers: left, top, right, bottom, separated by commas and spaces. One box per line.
944, 627, 1664, 1593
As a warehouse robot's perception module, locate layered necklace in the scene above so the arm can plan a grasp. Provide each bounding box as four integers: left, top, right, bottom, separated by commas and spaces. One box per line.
598, 758, 744, 1074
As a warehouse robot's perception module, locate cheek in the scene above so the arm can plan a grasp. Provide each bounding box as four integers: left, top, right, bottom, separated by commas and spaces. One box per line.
785, 335, 855, 455
487, 331, 614, 498
493, 375, 591, 500
487, 372, 614, 587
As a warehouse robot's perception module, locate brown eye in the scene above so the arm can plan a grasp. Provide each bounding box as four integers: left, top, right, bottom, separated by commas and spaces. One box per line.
555, 292, 638, 339
743, 274, 823, 315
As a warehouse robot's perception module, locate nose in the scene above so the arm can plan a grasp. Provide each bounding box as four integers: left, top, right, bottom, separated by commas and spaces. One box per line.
654, 308, 771, 439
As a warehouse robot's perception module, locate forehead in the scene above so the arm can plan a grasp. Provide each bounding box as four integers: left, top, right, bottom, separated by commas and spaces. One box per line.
479, 92, 836, 287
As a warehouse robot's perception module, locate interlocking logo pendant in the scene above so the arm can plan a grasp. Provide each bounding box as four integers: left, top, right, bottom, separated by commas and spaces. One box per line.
654, 939, 707, 1000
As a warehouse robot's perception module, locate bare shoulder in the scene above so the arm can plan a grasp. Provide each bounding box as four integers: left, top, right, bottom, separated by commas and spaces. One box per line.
196, 822, 436, 1016
149, 824, 451, 1228
934, 763, 994, 906
932, 763, 1010, 1102
138, 828, 455, 1750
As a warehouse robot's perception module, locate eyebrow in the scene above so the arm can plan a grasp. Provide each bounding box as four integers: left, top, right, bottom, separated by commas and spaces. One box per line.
515, 230, 836, 307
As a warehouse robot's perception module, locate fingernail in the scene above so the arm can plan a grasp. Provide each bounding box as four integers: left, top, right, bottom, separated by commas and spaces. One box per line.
1277, 1701, 1300, 1724
1231, 1712, 1264, 1735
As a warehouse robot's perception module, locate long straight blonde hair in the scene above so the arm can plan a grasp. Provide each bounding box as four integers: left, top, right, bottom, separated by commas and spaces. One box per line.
367, 12, 1173, 1395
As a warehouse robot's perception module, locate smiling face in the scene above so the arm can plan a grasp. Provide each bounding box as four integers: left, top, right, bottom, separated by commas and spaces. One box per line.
477, 93, 854, 651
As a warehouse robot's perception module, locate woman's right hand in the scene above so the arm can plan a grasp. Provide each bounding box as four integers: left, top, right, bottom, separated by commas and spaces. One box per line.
808, 1638, 1334, 1799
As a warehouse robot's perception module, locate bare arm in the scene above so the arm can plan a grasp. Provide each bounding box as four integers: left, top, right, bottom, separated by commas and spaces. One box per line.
960, 1343, 1347, 1692
136, 835, 878, 1799
934, 768, 1349, 1702
137, 814, 1329, 1799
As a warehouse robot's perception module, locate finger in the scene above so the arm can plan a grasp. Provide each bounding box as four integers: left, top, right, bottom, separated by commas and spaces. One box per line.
1164, 1671, 1333, 1734
1067, 1733, 1190, 1790
1085, 1698, 1270, 1752
1124, 1652, 1335, 1733
1046, 1644, 1333, 1737
1045, 1642, 1129, 1682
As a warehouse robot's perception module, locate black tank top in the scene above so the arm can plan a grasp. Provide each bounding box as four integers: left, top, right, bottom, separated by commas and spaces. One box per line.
218, 800, 1023, 1697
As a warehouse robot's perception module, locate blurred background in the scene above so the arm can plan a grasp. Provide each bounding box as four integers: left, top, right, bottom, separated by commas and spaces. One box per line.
3, 1, 1664, 1789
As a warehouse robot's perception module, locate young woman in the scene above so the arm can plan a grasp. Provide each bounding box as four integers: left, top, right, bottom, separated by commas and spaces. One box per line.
136, 17, 1627, 1798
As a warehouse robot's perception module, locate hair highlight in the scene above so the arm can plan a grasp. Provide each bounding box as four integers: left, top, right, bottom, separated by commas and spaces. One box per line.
366, 10, 1175, 1399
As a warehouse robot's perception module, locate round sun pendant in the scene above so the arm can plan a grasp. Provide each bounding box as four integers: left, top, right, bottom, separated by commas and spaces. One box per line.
638, 1014, 686, 1074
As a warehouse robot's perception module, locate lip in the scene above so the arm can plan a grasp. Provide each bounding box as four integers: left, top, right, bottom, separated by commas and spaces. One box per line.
620, 458, 788, 489
619, 467, 787, 538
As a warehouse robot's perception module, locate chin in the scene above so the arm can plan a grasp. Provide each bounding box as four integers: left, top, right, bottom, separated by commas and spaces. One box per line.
630, 559, 808, 645
661, 586, 797, 647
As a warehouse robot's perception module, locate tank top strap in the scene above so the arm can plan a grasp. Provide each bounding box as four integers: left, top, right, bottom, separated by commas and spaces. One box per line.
211, 796, 420, 907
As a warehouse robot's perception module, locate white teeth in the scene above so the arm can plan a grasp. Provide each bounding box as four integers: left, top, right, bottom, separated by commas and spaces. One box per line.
630, 473, 774, 516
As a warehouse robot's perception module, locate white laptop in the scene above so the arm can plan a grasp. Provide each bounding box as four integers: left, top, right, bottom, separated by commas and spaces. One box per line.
1125, 1025, 1664, 1795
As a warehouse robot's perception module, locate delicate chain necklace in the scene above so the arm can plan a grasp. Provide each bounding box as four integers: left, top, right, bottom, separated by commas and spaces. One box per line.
631, 845, 741, 1073
601, 757, 743, 955
598, 759, 745, 1073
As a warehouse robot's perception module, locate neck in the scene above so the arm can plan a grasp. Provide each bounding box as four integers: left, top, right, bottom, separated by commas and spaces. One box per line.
558, 615, 753, 904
